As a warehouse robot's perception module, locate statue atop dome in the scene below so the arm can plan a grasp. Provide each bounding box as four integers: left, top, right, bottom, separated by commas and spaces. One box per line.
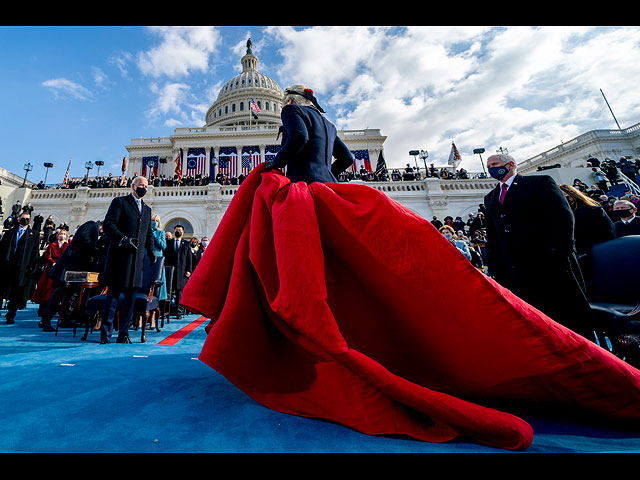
246, 38, 253, 54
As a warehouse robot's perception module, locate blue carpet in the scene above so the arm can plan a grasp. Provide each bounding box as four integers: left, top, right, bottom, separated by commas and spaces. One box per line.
1, 303, 639, 453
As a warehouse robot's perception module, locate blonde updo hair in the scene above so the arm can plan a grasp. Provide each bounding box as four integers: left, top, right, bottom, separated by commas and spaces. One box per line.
282, 84, 315, 107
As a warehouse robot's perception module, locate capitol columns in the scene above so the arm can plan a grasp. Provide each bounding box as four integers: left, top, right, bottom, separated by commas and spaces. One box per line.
205, 146, 211, 178
260, 144, 266, 166
236, 144, 243, 178
210, 146, 220, 178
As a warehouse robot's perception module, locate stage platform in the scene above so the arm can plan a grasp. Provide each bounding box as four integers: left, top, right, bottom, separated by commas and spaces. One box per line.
1, 302, 639, 454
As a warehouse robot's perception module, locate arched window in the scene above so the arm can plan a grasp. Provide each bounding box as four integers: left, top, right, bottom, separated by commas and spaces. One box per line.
165, 218, 194, 237
240, 101, 244, 111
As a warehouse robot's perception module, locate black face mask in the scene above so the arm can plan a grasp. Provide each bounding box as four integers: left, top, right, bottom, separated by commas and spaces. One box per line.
613, 208, 635, 219
135, 186, 147, 198
19, 217, 30, 226
174, 231, 182, 238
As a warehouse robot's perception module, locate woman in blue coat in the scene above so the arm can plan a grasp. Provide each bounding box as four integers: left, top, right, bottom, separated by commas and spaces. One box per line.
150, 213, 167, 302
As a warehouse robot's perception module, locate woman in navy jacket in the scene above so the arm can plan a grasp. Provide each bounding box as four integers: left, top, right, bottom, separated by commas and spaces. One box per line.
266, 85, 354, 183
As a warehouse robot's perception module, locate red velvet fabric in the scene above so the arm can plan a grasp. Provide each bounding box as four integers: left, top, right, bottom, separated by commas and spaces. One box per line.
181, 164, 640, 450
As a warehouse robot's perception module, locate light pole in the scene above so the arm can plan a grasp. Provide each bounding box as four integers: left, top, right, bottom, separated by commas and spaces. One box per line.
95, 160, 104, 177
473, 148, 487, 177
419, 150, 429, 173
85, 161, 93, 179
22, 162, 33, 187
43, 162, 53, 184
409, 150, 421, 176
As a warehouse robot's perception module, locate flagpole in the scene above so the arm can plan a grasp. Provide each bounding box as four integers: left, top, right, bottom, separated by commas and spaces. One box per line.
600, 88, 622, 130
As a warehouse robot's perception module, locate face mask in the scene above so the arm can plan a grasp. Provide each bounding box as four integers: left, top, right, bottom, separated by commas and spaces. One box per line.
151, 221, 158, 229
613, 208, 635, 219
488, 163, 511, 181
201, 241, 208, 248
174, 231, 182, 238
443, 232, 453, 240
19, 217, 29, 226
191, 242, 197, 247
135, 186, 147, 198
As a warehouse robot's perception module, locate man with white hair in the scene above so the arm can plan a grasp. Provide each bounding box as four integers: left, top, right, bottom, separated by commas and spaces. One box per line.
483, 153, 594, 341
100, 175, 155, 344
612, 199, 640, 237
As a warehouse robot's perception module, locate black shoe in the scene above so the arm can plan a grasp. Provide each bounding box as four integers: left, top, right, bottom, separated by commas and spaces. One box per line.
99, 338, 110, 344
42, 325, 55, 332
5, 318, 15, 325
116, 334, 132, 344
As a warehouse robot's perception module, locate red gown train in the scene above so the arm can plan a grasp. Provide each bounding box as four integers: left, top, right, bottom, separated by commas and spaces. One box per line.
181, 163, 640, 450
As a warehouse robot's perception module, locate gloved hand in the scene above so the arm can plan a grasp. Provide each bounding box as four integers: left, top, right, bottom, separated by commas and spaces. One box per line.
264, 160, 275, 172
120, 236, 138, 253
147, 251, 157, 264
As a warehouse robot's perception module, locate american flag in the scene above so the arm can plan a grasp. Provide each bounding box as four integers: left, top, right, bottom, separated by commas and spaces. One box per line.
250, 98, 261, 114
218, 146, 238, 176
63, 158, 71, 188
241, 147, 262, 175
175, 150, 183, 180
352, 149, 372, 172
241, 155, 252, 175
142, 156, 158, 178
448, 142, 462, 168
186, 149, 206, 176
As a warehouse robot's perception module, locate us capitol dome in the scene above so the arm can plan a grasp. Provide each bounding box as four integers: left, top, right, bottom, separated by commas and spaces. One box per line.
205, 38, 283, 128
123, 37, 387, 188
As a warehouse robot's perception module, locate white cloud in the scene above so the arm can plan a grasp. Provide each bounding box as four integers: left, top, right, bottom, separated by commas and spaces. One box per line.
263, 26, 640, 171
137, 26, 222, 79
148, 82, 191, 117
109, 50, 134, 79
92, 66, 110, 89
42, 78, 93, 100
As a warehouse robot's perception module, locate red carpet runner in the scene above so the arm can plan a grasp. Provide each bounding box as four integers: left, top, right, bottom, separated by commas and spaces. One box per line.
157, 316, 208, 345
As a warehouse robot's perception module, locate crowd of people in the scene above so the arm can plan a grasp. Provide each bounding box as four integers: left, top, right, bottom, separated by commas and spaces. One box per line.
32, 162, 483, 192
0, 190, 209, 339
2, 153, 639, 346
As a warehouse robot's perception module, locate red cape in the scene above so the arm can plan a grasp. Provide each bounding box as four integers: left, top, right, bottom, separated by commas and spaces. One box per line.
181, 164, 640, 450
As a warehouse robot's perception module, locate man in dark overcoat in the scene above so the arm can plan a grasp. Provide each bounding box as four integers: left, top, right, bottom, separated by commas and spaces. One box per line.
483, 154, 594, 341
0, 211, 42, 323
100, 176, 155, 343
164, 224, 192, 319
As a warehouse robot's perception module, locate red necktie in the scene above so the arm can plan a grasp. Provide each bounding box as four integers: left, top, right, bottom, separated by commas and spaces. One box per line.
499, 183, 508, 205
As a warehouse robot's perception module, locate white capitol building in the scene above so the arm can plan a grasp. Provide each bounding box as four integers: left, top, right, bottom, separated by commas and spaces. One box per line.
2, 40, 640, 239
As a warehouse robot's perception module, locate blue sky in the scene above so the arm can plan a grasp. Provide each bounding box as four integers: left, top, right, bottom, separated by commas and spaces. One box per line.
1, 26, 639, 185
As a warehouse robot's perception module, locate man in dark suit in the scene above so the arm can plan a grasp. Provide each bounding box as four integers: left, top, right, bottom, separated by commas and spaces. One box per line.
612, 199, 640, 237
100, 176, 155, 343
0, 211, 42, 323
164, 224, 192, 318
484, 154, 594, 340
